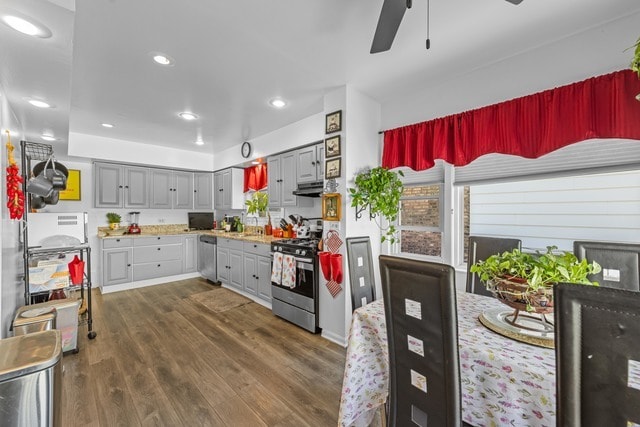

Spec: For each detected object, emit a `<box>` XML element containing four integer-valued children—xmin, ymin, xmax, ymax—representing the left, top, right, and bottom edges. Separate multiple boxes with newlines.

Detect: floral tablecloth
<box><xmin>338</xmin><ymin>292</ymin><xmax>557</xmax><ymax>427</ymax></box>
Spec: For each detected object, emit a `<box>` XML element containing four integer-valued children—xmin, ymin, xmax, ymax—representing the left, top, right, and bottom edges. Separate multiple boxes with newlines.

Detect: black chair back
<box><xmin>555</xmin><ymin>283</ymin><xmax>640</xmax><ymax>427</ymax></box>
<box><xmin>346</xmin><ymin>236</ymin><xmax>376</xmax><ymax>311</ymax></box>
<box><xmin>380</xmin><ymin>255</ymin><xmax>461</xmax><ymax>427</ymax></box>
<box><xmin>573</xmin><ymin>241</ymin><xmax>640</xmax><ymax>291</ymax></box>
<box><xmin>466</xmin><ymin>236</ymin><xmax>521</xmax><ymax>297</ymax></box>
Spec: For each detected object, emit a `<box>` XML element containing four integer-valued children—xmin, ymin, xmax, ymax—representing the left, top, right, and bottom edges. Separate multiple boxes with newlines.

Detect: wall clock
<box><xmin>241</xmin><ymin>141</ymin><xmax>252</xmax><ymax>158</ymax></box>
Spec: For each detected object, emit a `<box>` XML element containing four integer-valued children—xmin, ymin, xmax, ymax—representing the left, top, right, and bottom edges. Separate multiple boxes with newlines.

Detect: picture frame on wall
<box><xmin>325</xmin><ymin>135</ymin><xmax>341</xmax><ymax>158</ymax></box>
<box><xmin>59</xmin><ymin>169</ymin><xmax>81</xmax><ymax>201</ymax></box>
<box><xmin>325</xmin><ymin>110</ymin><xmax>342</xmax><ymax>134</ymax></box>
<box><xmin>325</xmin><ymin>157</ymin><xmax>341</xmax><ymax>179</ymax></box>
<box><xmin>322</xmin><ymin>193</ymin><xmax>341</xmax><ymax>221</ymax></box>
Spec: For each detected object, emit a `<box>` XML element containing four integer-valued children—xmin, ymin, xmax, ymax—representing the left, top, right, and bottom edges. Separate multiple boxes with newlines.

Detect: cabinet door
<box><xmin>174</xmin><ymin>171</ymin><xmax>194</xmax><ymax>209</ymax></box>
<box><xmin>150</xmin><ymin>169</ymin><xmax>172</xmax><ymax>209</ymax></box>
<box><xmin>267</xmin><ymin>156</ymin><xmax>281</xmax><ymax>207</ymax></box>
<box><xmin>229</xmin><ymin>249</ymin><xmax>243</xmax><ymax>290</ymax></box>
<box><xmin>256</xmin><ymin>255</ymin><xmax>272</xmax><ymax>302</ymax></box>
<box><xmin>214</xmin><ymin>172</ymin><xmax>224</xmax><ymax>209</ymax></box>
<box><xmin>243</xmin><ymin>253</ymin><xmax>258</xmax><ymax>295</ymax></box>
<box><xmin>102</xmin><ymin>247</ymin><xmax>132</xmax><ymax>286</ymax></box>
<box><xmin>183</xmin><ymin>235</ymin><xmax>198</xmax><ymax>273</ymax></box>
<box><xmin>194</xmin><ymin>173</ymin><xmax>213</xmax><ymax>210</ymax></box>
<box><xmin>296</xmin><ymin>146</ymin><xmax>318</xmax><ymax>183</ymax></box>
<box><xmin>281</xmin><ymin>151</ymin><xmax>298</xmax><ymax>207</ymax></box>
<box><xmin>124</xmin><ymin>166</ymin><xmax>149</xmax><ymax>208</ymax></box>
<box><xmin>94</xmin><ymin>163</ymin><xmax>123</xmax><ymax>208</ymax></box>
<box><xmin>222</xmin><ymin>169</ymin><xmax>232</xmax><ymax>209</ymax></box>
<box><xmin>216</xmin><ymin>247</ymin><xmax>229</xmax><ymax>284</ymax></box>
<box><xmin>317</xmin><ymin>143</ymin><xmax>325</xmax><ymax>181</ymax></box>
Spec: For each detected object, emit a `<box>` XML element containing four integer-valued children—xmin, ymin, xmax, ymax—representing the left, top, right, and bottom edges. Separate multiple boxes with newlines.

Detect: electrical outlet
<box><xmin>327</xmin><ymin>222</ymin><xmax>340</xmax><ymax>232</ymax></box>
<box><xmin>158</xmin><ymin>218</ymin><xmax>165</xmax><ymax>223</ymax></box>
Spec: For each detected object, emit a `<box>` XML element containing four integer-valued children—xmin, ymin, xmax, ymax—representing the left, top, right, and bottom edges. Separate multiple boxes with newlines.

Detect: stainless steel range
<box><xmin>271</xmin><ymin>238</ymin><xmax>320</xmax><ymax>333</ymax></box>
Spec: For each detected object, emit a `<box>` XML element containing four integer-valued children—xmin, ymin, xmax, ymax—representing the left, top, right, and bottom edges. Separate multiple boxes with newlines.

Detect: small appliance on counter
<box><xmin>127</xmin><ymin>211</ymin><xmax>141</xmax><ymax>234</ymax></box>
<box><xmin>188</xmin><ymin>212</ymin><xmax>214</xmax><ymax>230</ymax></box>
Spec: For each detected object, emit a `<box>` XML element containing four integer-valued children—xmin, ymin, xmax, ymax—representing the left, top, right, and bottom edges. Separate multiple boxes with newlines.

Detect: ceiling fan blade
<box><xmin>370</xmin><ymin>0</ymin><xmax>410</xmax><ymax>54</ymax></box>
<box><xmin>504</xmin><ymin>0</ymin><xmax>524</xmax><ymax>4</ymax></box>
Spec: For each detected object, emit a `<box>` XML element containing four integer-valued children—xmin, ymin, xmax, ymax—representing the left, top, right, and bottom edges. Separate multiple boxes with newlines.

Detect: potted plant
<box><xmin>106</xmin><ymin>212</ymin><xmax>122</xmax><ymax>230</ymax></box>
<box><xmin>630</xmin><ymin>36</ymin><xmax>640</xmax><ymax>79</ymax></box>
<box><xmin>470</xmin><ymin>246</ymin><xmax>601</xmax><ymax>313</ymax></box>
<box><xmin>245</xmin><ymin>191</ymin><xmax>272</xmax><ymax>234</ymax></box>
<box><xmin>349</xmin><ymin>167</ymin><xmax>404</xmax><ymax>244</ymax></box>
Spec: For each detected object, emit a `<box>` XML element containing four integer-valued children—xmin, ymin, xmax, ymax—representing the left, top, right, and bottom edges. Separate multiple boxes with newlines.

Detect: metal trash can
<box><xmin>13</xmin><ymin>305</ymin><xmax>57</xmax><ymax>336</ymax></box>
<box><xmin>14</xmin><ymin>299</ymin><xmax>81</xmax><ymax>353</ymax></box>
<box><xmin>0</xmin><ymin>330</ymin><xmax>63</xmax><ymax>426</ymax></box>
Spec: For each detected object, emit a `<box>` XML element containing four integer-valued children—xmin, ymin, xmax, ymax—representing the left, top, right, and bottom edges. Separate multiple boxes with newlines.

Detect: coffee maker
<box><xmin>127</xmin><ymin>211</ymin><xmax>141</xmax><ymax>234</ymax></box>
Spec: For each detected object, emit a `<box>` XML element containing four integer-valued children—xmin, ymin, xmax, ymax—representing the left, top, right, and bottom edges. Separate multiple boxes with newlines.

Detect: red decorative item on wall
<box><xmin>5</xmin><ymin>131</ymin><xmax>24</xmax><ymax>220</ymax></box>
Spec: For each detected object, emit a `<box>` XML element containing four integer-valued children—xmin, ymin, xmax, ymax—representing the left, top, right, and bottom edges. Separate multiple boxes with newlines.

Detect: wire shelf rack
<box><xmin>21</xmin><ymin>140</ymin><xmax>53</xmax><ymax>162</ymax></box>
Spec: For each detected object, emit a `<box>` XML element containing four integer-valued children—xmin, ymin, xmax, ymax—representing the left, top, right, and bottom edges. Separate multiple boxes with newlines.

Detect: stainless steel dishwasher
<box><xmin>198</xmin><ymin>235</ymin><xmax>218</xmax><ymax>282</ymax></box>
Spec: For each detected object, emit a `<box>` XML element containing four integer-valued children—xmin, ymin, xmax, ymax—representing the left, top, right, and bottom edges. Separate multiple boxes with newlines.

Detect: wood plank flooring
<box><xmin>62</xmin><ymin>278</ymin><xmax>346</xmax><ymax>426</ymax></box>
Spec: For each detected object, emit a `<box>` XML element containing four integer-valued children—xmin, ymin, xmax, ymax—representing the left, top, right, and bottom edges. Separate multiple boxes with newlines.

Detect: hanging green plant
<box><xmin>349</xmin><ymin>167</ymin><xmax>404</xmax><ymax>244</ymax></box>
<box><xmin>631</xmin><ymin>36</ymin><xmax>640</xmax><ymax>78</ymax></box>
<box><xmin>245</xmin><ymin>191</ymin><xmax>269</xmax><ymax>215</ymax></box>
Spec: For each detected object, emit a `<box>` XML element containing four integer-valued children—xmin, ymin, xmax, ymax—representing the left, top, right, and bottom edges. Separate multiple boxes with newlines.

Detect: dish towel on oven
<box><xmin>271</xmin><ymin>252</ymin><xmax>283</xmax><ymax>285</ymax></box>
<box><xmin>282</xmin><ymin>254</ymin><xmax>297</xmax><ymax>289</ymax></box>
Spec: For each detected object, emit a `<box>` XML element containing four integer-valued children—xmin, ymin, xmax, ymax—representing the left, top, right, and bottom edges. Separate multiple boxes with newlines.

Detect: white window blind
<box><xmin>394</xmin><ymin>160</ymin><xmax>445</xmax><ymax>185</ymax></box>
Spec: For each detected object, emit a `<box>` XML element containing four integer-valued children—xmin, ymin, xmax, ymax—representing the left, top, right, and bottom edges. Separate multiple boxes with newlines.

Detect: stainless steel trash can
<box><xmin>13</xmin><ymin>305</ymin><xmax>57</xmax><ymax>336</ymax></box>
<box><xmin>0</xmin><ymin>330</ymin><xmax>63</xmax><ymax>426</ymax></box>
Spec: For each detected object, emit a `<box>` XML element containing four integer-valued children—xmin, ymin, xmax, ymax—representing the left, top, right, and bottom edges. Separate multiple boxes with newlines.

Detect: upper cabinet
<box><xmin>214</xmin><ymin>168</ymin><xmax>244</xmax><ymax>210</ymax></box>
<box><xmin>268</xmin><ymin>151</ymin><xmax>312</xmax><ymax>208</ymax></box>
<box><xmin>296</xmin><ymin>142</ymin><xmax>324</xmax><ymax>183</ymax></box>
<box><xmin>150</xmin><ymin>170</ymin><xmax>194</xmax><ymax>209</ymax></box>
<box><xmin>194</xmin><ymin>172</ymin><xmax>213</xmax><ymax>210</ymax></box>
<box><xmin>94</xmin><ymin>163</ymin><xmax>149</xmax><ymax>208</ymax></box>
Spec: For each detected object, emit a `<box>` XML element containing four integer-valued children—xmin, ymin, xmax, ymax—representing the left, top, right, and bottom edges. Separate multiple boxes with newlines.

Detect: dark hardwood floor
<box><xmin>62</xmin><ymin>278</ymin><xmax>346</xmax><ymax>426</ymax></box>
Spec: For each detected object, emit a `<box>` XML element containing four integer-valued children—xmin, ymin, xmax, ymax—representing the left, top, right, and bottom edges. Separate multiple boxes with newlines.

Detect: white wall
<box><xmin>68</xmin><ymin>132</ymin><xmax>214</xmax><ymax>171</ymax></box>
<box><xmin>0</xmin><ymin>86</ymin><xmax>25</xmax><ymax>337</ymax></box>
<box><xmin>469</xmin><ymin>170</ymin><xmax>640</xmax><ymax>252</ymax></box>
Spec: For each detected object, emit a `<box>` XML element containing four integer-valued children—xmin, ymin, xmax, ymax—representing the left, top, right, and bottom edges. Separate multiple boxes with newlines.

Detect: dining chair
<box><xmin>554</xmin><ymin>283</ymin><xmax>640</xmax><ymax>427</ymax></box>
<box><xmin>573</xmin><ymin>240</ymin><xmax>640</xmax><ymax>291</ymax></box>
<box><xmin>346</xmin><ymin>236</ymin><xmax>376</xmax><ymax>311</ymax></box>
<box><xmin>466</xmin><ymin>235</ymin><xmax>521</xmax><ymax>297</ymax></box>
<box><xmin>379</xmin><ymin>255</ymin><xmax>461</xmax><ymax>427</ymax></box>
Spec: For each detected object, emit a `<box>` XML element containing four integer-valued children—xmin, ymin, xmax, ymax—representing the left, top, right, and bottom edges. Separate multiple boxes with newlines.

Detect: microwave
<box><xmin>188</xmin><ymin>212</ymin><xmax>214</xmax><ymax>230</ymax></box>
<box><xmin>27</xmin><ymin>212</ymin><xmax>88</xmax><ymax>247</ymax></box>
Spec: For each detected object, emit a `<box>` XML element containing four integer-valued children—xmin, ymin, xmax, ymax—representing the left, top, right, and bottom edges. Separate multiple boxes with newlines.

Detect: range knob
<box><xmin>300</xmin><ymin>250</ymin><xmax>307</xmax><ymax>257</ymax></box>
<box><xmin>295</xmin><ymin>249</ymin><xmax>301</xmax><ymax>255</ymax></box>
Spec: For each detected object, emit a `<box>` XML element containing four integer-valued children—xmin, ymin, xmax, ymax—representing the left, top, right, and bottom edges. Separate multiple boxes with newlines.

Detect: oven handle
<box><xmin>271</xmin><ymin>253</ymin><xmax>314</xmax><ymax>266</ymax></box>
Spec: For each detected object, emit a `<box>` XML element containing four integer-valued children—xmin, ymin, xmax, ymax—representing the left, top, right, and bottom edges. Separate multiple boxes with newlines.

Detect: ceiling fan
<box><xmin>370</xmin><ymin>0</ymin><xmax>524</xmax><ymax>54</ymax></box>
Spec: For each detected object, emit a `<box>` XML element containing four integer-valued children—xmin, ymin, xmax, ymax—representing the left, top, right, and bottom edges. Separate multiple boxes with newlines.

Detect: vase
<box><xmin>109</xmin><ymin>222</ymin><xmax>119</xmax><ymax>230</ymax></box>
<box><xmin>488</xmin><ymin>276</ymin><xmax>554</xmax><ymax>314</ymax></box>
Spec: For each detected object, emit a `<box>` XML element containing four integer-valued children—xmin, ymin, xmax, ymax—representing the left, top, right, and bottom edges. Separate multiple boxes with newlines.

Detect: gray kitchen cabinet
<box><xmin>296</xmin><ymin>143</ymin><xmax>324</xmax><ymax>183</ymax></box>
<box><xmin>229</xmin><ymin>249</ymin><xmax>243</xmax><ymax>290</ymax></box>
<box><xmin>256</xmin><ymin>256</ymin><xmax>272</xmax><ymax>302</ymax></box>
<box><xmin>132</xmin><ymin>236</ymin><xmax>183</xmax><ymax>281</ymax></box>
<box><xmin>216</xmin><ymin>247</ymin><xmax>230</xmax><ymax>284</ymax></box>
<box><xmin>94</xmin><ymin>163</ymin><xmax>149</xmax><ymax>208</ymax></box>
<box><xmin>102</xmin><ymin>247</ymin><xmax>132</xmax><ymax>287</ymax></box>
<box><xmin>194</xmin><ymin>172</ymin><xmax>213</xmax><ymax>210</ymax></box>
<box><xmin>242</xmin><ymin>253</ymin><xmax>258</xmax><ymax>295</ymax></box>
<box><xmin>268</xmin><ymin>152</ymin><xmax>312</xmax><ymax>208</ymax></box>
<box><xmin>150</xmin><ymin>169</ymin><xmax>194</xmax><ymax>209</ymax></box>
<box><xmin>214</xmin><ymin>168</ymin><xmax>243</xmax><ymax>210</ymax></box>
<box><xmin>183</xmin><ymin>235</ymin><xmax>198</xmax><ymax>273</ymax></box>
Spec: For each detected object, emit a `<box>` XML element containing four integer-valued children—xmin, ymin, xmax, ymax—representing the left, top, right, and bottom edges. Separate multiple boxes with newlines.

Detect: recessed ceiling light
<box><xmin>195</xmin><ymin>139</ymin><xmax>204</xmax><ymax>146</ymax></box>
<box><xmin>152</xmin><ymin>53</ymin><xmax>174</xmax><ymax>66</ymax></box>
<box><xmin>2</xmin><ymin>15</ymin><xmax>52</xmax><ymax>38</ymax></box>
<box><xmin>101</xmin><ymin>123</ymin><xmax>114</xmax><ymax>128</ymax></box>
<box><xmin>269</xmin><ymin>98</ymin><xmax>287</xmax><ymax>108</ymax></box>
<box><xmin>27</xmin><ymin>99</ymin><xmax>52</xmax><ymax>108</ymax></box>
<box><xmin>251</xmin><ymin>161</ymin><xmax>260</xmax><ymax>165</ymax></box>
<box><xmin>41</xmin><ymin>134</ymin><xmax>56</xmax><ymax>141</ymax></box>
<box><xmin>179</xmin><ymin>112</ymin><xmax>198</xmax><ymax>121</ymax></box>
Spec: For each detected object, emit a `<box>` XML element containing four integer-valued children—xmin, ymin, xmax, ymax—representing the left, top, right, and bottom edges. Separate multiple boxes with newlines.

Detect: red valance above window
<box><xmin>382</xmin><ymin>70</ymin><xmax>640</xmax><ymax>171</ymax></box>
<box><xmin>244</xmin><ymin>164</ymin><xmax>268</xmax><ymax>193</ymax></box>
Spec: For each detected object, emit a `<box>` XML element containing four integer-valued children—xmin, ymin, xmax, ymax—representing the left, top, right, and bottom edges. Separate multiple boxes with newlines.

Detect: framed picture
<box><xmin>325</xmin><ymin>157</ymin><xmax>341</xmax><ymax>179</ymax></box>
<box><xmin>322</xmin><ymin>193</ymin><xmax>341</xmax><ymax>221</ymax></box>
<box><xmin>325</xmin><ymin>135</ymin><xmax>341</xmax><ymax>158</ymax></box>
<box><xmin>59</xmin><ymin>169</ymin><xmax>81</xmax><ymax>201</ymax></box>
<box><xmin>325</xmin><ymin>110</ymin><xmax>342</xmax><ymax>134</ymax></box>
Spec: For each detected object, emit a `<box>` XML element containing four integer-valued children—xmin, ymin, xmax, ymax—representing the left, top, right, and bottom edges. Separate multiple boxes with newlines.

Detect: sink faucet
<box><xmin>249</xmin><ymin>216</ymin><xmax>260</xmax><ymax>234</ymax></box>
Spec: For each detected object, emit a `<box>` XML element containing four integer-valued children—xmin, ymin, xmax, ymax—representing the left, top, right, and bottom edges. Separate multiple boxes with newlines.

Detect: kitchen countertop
<box><xmin>98</xmin><ymin>226</ymin><xmax>279</xmax><ymax>245</ymax></box>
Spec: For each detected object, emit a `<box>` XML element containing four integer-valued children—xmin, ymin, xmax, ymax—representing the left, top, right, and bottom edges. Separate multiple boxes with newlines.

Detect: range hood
<box><xmin>292</xmin><ymin>181</ymin><xmax>324</xmax><ymax>197</ymax></box>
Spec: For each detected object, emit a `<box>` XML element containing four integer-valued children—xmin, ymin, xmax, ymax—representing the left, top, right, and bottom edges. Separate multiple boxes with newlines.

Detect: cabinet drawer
<box><xmin>133</xmin><ymin>235</ymin><xmax>182</xmax><ymax>246</ymax></box>
<box><xmin>102</xmin><ymin>238</ymin><xmax>133</xmax><ymax>249</ymax></box>
<box><xmin>243</xmin><ymin>241</ymin><xmax>271</xmax><ymax>257</ymax></box>
<box><xmin>217</xmin><ymin>237</ymin><xmax>243</xmax><ymax>251</ymax></box>
<box><xmin>134</xmin><ymin>244</ymin><xmax>182</xmax><ymax>263</ymax></box>
<box><xmin>133</xmin><ymin>260</ymin><xmax>182</xmax><ymax>281</ymax></box>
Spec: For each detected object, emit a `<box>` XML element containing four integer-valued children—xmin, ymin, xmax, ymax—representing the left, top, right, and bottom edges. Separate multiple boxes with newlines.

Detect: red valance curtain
<box><xmin>243</xmin><ymin>164</ymin><xmax>268</xmax><ymax>192</ymax></box>
<box><xmin>382</xmin><ymin>70</ymin><xmax>640</xmax><ymax>171</ymax></box>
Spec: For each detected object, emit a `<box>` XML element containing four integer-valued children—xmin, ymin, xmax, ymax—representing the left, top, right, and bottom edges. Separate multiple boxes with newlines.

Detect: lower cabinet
<box><xmin>102</xmin><ymin>247</ymin><xmax>133</xmax><ymax>286</ymax></box>
<box><xmin>229</xmin><ymin>249</ymin><xmax>243</xmax><ymax>290</ymax></box>
<box><xmin>183</xmin><ymin>234</ymin><xmax>198</xmax><ymax>273</ymax></box>
<box><xmin>243</xmin><ymin>242</ymin><xmax>272</xmax><ymax>302</ymax></box>
<box><xmin>256</xmin><ymin>256</ymin><xmax>272</xmax><ymax>302</ymax></box>
<box><xmin>216</xmin><ymin>247</ymin><xmax>230</xmax><ymax>284</ymax></box>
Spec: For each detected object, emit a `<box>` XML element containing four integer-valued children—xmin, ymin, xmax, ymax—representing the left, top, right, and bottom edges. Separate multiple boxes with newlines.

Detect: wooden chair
<box><xmin>466</xmin><ymin>236</ymin><xmax>521</xmax><ymax>297</ymax></box>
<box><xmin>573</xmin><ymin>241</ymin><xmax>640</xmax><ymax>291</ymax></box>
<box><xmin>555</xmin><ymin>283</ymin><xmax>640</xmax><ymax>426</ymax></box>
<box><xmin>379</xmin><ymin>255</ymin><xmax>461</xmax><ymax>427</ymax></box>
<box><xmin>346</xmin><ymin>236</ymin><xmax>376</xmax><ymax>311</ymax></box>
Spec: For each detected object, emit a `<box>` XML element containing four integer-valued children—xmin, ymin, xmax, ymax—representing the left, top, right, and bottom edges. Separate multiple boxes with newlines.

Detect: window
<box><xmin>398</xmin><ymin>184</ymin><xmax>443</xmax><ymax>258</ymax></box>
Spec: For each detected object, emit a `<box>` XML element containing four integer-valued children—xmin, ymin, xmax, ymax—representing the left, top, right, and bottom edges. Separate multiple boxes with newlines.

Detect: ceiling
<box><xmin>1</xmin><ymin>0</ymin><xmax>639</xmax><ymax>157</ymax></box>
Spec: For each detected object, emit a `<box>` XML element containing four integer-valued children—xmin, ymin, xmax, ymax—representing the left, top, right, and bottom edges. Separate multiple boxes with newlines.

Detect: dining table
<box><xmin>338</xmin><ymin>291</ymin><xmax>557</xmax><ymax>427</ymax></box>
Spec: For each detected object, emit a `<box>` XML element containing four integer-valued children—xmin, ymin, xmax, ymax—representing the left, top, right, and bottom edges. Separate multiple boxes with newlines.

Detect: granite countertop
<box><xmin>98</xmin><ymin>224</ymin><xmax>279</xmax><ymax>244</ymax></box>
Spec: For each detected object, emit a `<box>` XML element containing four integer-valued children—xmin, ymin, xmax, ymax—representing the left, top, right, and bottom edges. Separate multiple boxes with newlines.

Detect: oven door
<box><xmin>271</xmin><ymin>255</ymin><xmax>315</xmax><ymax>299</ymax></box>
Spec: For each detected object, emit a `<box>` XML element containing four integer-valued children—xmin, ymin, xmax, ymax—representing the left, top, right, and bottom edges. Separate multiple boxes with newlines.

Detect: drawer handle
<box><xmin>116</xmin><ymin>239</ymin><xmax>120</xmax><ymax>242</ymax></box>
<box><xmin>157</xmin><ymin>237</ymin><xmax>161</xmax><ymax>240</ymax></box>
<box><xmin>255</xmin><ymin>276</ymin><xmax>259</xmax><ymax>280</ymax></box>
<box><xmin>127</xmin><ymin>264</ymin><xmax>131</xmax><ymax>267</ymax></box>
<box><xmin>157</xmin><ymin>264</ymin><xmax>161</xmax><ymax>267</ymax></box>
<box><xmin>157</xmin><ymin>248</ymin><xmax>161</xmax><ymax>250</ymax></box>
